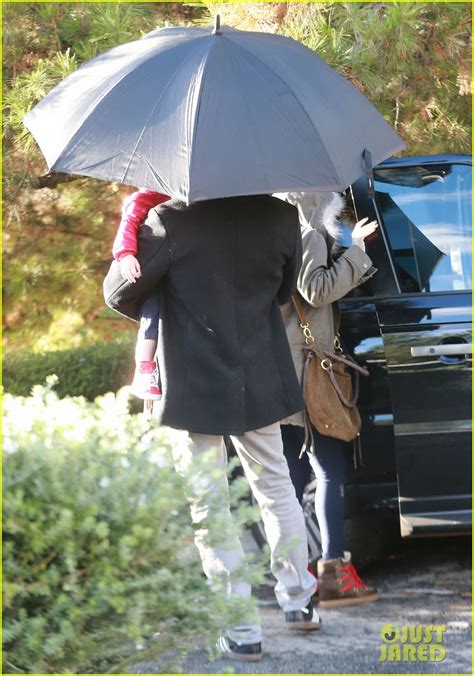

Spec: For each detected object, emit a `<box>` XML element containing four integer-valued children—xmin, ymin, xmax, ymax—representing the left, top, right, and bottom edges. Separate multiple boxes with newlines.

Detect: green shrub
<box><xmin>2</xmin><ymin>384</ymin><xmax>262</xmax><ymax>673</ymax></box>
<box><xmin>2</xmin><ymin>340</ymin><xmax>135</xmax><ymax>400</ymax></box>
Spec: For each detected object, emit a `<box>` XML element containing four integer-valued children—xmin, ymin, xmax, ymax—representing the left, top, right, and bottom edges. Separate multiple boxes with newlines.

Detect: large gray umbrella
<box><xmin>24</xmin><ymin>20</ymin><xmax>405</xmax><ymax>202</ymax></box>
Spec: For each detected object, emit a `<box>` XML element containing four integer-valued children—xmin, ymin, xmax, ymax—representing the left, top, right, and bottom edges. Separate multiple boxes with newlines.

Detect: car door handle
<box><xmin>410</xmin><ymin>344</ymin><xmax>472</xmax><ymax>357</ymax></box>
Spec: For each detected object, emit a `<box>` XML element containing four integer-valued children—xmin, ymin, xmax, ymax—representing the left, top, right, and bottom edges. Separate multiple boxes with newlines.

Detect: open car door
<box><xmin>355</xmin><ymin>157</ymin><xmax>472</xmax><ymax>537</ymax></box>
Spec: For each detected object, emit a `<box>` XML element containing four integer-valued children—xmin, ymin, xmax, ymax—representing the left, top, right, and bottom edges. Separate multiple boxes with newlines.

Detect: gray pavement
<box><xmin>127</xmin><ymin>535</ymin><xmax>471</xmax><ymax>674</ymax></box>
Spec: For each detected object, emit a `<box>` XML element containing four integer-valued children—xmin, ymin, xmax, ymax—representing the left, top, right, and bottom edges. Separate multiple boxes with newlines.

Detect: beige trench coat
<box><xmin>280</xmin><ymin>225</ymin><xmax>375</xmax><ymax>427</ymax></box>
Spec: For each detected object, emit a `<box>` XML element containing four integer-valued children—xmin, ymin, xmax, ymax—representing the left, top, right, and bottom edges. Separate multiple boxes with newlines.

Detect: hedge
<box><xmin>2</xmin><ymin>385</ymin><xmax>263</xmax><ymax>673</ymax></box>
<box><xmin>2</xmin><ymin>340</ymin><xmax>136</xmax><ymax>400</ymax></box>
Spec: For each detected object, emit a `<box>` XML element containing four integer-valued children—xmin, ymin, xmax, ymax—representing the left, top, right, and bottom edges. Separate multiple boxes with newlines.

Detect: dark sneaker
<box><xmin>317</xmin><ymin>551</ymin><xmax>379</xmax><ymax>608</ymax></box>
<box><xmin>285</xmin><ymin>600</ymin><xmax>321</xmax><ymax>630</ymax></box>
<box><xmin>216</xmin><ymin>636</ymin><xmax>263</xmax><ymax>662</ymax></box>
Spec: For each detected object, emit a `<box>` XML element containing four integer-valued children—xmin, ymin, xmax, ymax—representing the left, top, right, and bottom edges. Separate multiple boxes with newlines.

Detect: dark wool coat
<box><xmin>103</xmin><ymin>195</ymin><xmax>305</xmax><ymax>435</ymax></box>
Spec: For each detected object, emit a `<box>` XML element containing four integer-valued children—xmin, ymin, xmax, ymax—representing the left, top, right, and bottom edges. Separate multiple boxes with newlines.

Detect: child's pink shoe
<box><xmin>131</xmin><ymin>361</ymin><xmax>162</xmax><ymax>400</ymax></box>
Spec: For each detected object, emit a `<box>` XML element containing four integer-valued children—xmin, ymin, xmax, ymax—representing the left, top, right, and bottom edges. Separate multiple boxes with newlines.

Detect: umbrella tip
<box><xmin>212</xmin><ymin>14</ymin><xmax>221</xmax><ymax>35</ymax></box>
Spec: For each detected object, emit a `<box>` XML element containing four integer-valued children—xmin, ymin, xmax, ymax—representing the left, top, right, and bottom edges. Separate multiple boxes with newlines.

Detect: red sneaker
<box><xmin>131</xmin><ymin>361</ymin><xmax>162</xmax><ymax>400</ymax></box>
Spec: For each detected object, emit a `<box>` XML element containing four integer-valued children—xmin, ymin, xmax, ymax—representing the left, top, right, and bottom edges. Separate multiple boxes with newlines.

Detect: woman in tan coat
<box><xmin>277</xmin><ymin>191</ymin><xmax>380</xmax><ymax>608</ymax></box>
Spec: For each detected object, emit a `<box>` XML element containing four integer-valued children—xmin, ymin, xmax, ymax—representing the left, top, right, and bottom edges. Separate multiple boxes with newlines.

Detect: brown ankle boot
<box><xmin>317</xmin><ymin>552</ymin><xmax>379</xmax><ymax>608</ymax></box>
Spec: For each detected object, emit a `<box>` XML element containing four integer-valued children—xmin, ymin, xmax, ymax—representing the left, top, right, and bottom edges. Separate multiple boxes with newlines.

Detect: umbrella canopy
<box><xmin>24</xmin><ymin>21</ymin><xmax>406</xmax><ymax>202</ymax></box>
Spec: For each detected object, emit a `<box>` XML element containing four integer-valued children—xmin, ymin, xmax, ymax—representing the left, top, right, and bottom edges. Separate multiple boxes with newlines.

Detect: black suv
<box><xmin>253</xmin><ymin>155</ymin><xmax>472</xmax><ymax>561</ymax></box>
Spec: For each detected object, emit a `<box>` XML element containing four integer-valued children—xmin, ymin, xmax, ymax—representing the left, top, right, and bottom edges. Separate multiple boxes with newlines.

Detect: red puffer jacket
<box><xmin>112</xmin><ymin>188</ymin><xmax>169</xmax><ymax>260</ymax></box>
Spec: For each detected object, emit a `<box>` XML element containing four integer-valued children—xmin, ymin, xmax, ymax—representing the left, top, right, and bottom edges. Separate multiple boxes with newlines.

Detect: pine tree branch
<box><xmin>34</xmin><ymin>172</ymin><xmax>82</xmax><ymax>189</ymax></box>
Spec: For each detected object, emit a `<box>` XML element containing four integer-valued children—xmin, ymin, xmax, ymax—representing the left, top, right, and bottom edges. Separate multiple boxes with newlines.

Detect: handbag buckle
<box><xmin>321</xmin><ymin>358</ymin><xmax>332</xmax><ymax>371</ymax></box>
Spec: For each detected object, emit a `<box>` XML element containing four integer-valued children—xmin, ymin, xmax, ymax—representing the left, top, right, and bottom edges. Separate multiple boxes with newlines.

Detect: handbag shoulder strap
<box><xmin>291</xmin><ymin>294</ymin><xmax>316</xmax><ymax>347</ymax></box>
<box><xmin>292</xmin><ymin>293</ymin><xmax>340</xmax><ymax>349</ymax></box>
<box><xmin>291</xmin><ymin>294</ymin><xmax>309</xmax><ymax>329</ymax></box>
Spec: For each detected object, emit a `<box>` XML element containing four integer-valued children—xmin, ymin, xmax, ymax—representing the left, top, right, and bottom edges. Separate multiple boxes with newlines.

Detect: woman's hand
<box><xmin>352</xmin><ymin>217</ymin><xmax>378</xmax><ymax>241</ymax></box>
<box><xmin>351</xmin><ymin>217</ymin><xmax>378</xmax><ymax>249</ymax></box>
<box><xmin>119</xmin><ymin>254</ymin><xmax>141</xmax><ymax>283</ymax></box>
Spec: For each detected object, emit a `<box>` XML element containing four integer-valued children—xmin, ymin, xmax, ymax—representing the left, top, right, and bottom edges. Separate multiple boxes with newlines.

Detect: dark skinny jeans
<box><xmin>281</xmin><ymin>424</ymin><xmax>349</xmax><ymax>560</ymax></box>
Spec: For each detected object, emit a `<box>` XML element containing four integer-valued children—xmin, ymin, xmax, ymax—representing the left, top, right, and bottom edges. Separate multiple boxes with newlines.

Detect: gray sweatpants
<box><xmin>171</xmin><ymin>422</ymin><xmax>317</xmax><ymax>645</ymax></box>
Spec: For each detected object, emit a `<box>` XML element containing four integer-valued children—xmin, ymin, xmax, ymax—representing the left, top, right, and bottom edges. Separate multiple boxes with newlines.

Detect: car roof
<box><xmin>377</xmin><ymin>154</ymin><xmax>471</xmax><ymax>168</ymax></box>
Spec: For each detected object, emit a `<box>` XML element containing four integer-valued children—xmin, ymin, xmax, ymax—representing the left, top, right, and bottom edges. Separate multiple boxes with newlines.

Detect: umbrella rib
<box><xmin>229</xmin><ymin>47</ymin><xmax>269</xmax><ymax>193</ymax></box>
<box><xmin>186</xmin><ymin>38</ymin><xmax>217</xmax><ymax>198</ymax></box>
<box><xmin>141</xmin><ymin>156</ymin><xmax>176</xmax><ymax>198</ymax></box>
<box><xmin>225</xmin><ymin>37</ymin><xmax>343</xmax><ymax>188</ymax></box>
<box><xmin>120</xmin><ymin>44</ymin><xmax>209</xmax><ymax>186</ymax></box>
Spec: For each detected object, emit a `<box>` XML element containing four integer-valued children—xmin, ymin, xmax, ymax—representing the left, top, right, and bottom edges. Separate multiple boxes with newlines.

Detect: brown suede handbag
<box><xmin>292</xmin><ymin>295</ymin><xmax>369</xmax><ymax>445</ymax></box>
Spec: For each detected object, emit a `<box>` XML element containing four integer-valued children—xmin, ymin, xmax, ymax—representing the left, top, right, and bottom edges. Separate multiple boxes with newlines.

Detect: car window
<box><xmin>373</xmin><ymin>163</ymin><xmax>472</xmax><ymax>293</ymax></box>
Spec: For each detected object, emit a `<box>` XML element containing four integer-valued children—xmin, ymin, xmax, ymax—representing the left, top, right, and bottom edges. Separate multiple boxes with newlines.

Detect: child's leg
<box><xmin>135</xmin><ymin>338</ymin><xmax>157</xmax><ymax>363</ymax></box>
<box><xmin>131</xmin><ymin>292</ymin><xmax>161</xmax><ymax>400</ymax></box>
<box><xmin>136</xmin><ymin>293</ymin><xmax>160</xmax><ymax>364</ymax></box>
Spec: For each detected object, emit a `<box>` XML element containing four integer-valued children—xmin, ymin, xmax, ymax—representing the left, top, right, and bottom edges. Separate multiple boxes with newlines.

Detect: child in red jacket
<box><xmin>113</xmin><ymin>188</ymin><xmax>169</xmax><ymax>400</ymax></box>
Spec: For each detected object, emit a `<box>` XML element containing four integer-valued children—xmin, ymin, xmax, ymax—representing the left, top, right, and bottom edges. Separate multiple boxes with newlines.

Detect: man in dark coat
<box><xmin>104</xmin><ymin>195</ymin><xmax>319</xmax><ymax>659</ymax></box>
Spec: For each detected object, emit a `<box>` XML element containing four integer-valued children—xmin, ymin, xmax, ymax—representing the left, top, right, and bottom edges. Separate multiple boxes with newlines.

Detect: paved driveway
<box><xmin>129</xmin><ymin>535</ymin><xmax>471</xmax><ymax>674</ymax></box>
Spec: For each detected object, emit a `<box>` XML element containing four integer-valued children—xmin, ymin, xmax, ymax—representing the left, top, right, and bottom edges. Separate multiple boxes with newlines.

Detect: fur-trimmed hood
<box><xmin>274</xmin><ymin>191</ymin><xmax>345</xmax><ymax>243</ymax></box>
